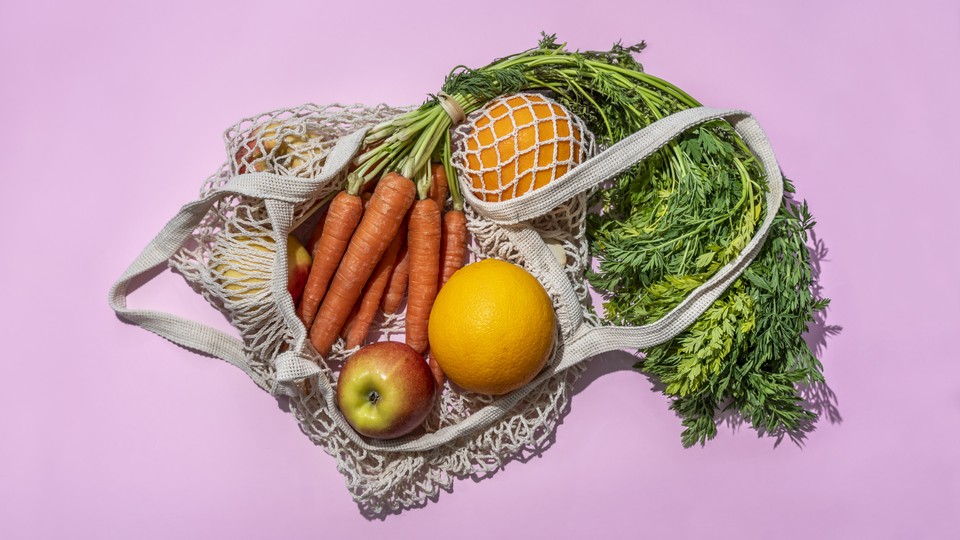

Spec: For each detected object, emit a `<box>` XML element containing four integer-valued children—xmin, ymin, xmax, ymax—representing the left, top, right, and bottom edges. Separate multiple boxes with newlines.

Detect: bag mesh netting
<box><xmin>167</xmin><ymin>97</ymin><xmax>599</xmax><ymax>514</ymax></box>
<box><xmin>458</xmin><ymin>92</ymin><xmax>589</xmax><ymax>204</ymax></box>
<box><xmin>111</xmin><ymin>95</ymin><xmax>784</xmax><ymax>515</ymax></box>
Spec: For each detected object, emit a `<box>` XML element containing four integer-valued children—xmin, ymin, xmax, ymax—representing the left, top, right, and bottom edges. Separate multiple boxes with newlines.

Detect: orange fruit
<box><xmin>427</xmin><ymin>259</ymin><xmax>557</xmax><ymax>395</ymax></box>
<box><xmin>461</xmin><ymin>93</ymin><xmax>584</xmax><ymax>202</ymax></box>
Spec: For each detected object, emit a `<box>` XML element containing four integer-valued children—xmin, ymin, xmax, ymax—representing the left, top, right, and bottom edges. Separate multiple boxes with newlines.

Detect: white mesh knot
<box><xmin>274</xmin><ymin>350</ymin><xmax>321</xmax><ymax>389</ymax></box>
<box><xmin>452</xmin><ymin>93</ymin><xmax>593</xmax><ymax>205</ymax></box>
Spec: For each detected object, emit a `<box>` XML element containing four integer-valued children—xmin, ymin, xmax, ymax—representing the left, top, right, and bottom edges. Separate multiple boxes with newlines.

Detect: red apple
<box><xmin>285</xmin><ymin>235</ymin><xmax>311</xmax><ymax>303</ymax></box>
<box><xmin>336</xmin><ymin>342</ymin><xmax>436</xmax><ymax>439</ymax></box>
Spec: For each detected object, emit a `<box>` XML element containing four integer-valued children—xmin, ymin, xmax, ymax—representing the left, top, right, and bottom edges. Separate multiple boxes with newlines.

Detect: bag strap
<box><xmin>464</xmin><ymin>107</ymin><xmax>762</xmax><ymax>224</ymax></box>
<box><xmin>462</xmin><ymin>107</ymin><xmax>778</xmax><ymax>339</ymax></box>
<box><xmin>107</xmin><ymin>130</ymin><xmax>367</xmax><ymax>391</ymax></box>
<box><xmin>562</xmin><ymin>109</ymin><xmax>784</xmax><ymax>361</ymax></box>
<box><xmin>463</xmin><ymin>106</ymin><xmax>784</xmax><ymax>362</ymax></box>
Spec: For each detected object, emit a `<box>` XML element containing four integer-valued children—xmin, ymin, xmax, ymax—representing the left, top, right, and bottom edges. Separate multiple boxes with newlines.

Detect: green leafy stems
<box><xmin>356</xmin><ymin>34</ymin><xmax>712</xmax><ymax>209</ymax></box>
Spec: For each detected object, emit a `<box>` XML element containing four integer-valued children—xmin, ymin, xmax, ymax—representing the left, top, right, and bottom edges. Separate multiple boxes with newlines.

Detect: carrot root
<box><xmin>340</xmin><ymin>299</ymin><xmax>362</xmax><ymax>339</ymax></box>
<box><xmin>381</xmin><ymin>225</ymin><xmax>411</xmax><ymax>314</ymax></box>
<box><xmin>439</xmin><ymin>209</ymin><xmax>468</xmax><ymax>287</ymax></box>
<box><xmin>405</xmin><ymin>198</ymin><xmax>442</xmax><ymax>354</ymax></box>
<box><xmin>309</xmin><ymin>173</ymin><xmax>416</xmax><ymax>356</ymax></box>
<box><xmin>344</xmin><ymin>231</ymin><xmax>403</xmax><ymax>349</ymax></box>
<box><xmin>296</xmin><ymin>191</ymin><xmax>364</xmax><ymax>328</ymax></box>
<box><xmin>307</xmin><ymin>210</ymin><xmax>327</xmax><ymax>257</ymax></box>
<box><xmin>429</xmin><ymin>163</ymin><xmax>449</xmax><ymax>209</ymax></box>
<box><xmin>427</xmin><ymin>354</ymin><xmax>446</xmax><ymax>388</ymax></box>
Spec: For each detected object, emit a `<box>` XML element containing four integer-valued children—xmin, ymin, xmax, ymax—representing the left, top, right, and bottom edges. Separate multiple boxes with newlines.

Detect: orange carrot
<box><xmin>340</xmin><ymin>299</ymin><xmax>361</xmax><ymax>340</ymax></box>
<box><xmin>405</xmin><ymin>198</ymin><xmax>442</xmax><ymax>354</ymax></box>
<box><xmin>307</xmin><ymin>210</ymin><xmax>327</xmax><ymax>257</ymax></box>
<box><xmin>381</xmin><ymin>232</ymin><xmax>410</xmax><ymax>314</ymax></box>
<box><xmin>296</xmin><ymin>213</ymin><xmax>326</xmax><ymax>315</ymax></box>
<box><xmin>309</xmin><ymin>173</ymin><xmax>416</xmax><ymax>356</ymax></box>
<box><xmin>429</xmin><ymin>163</ymin><xmax>449</xmax><ymax>208</ymax></box>
<box><xmin>338</xmin><ymin>195</ymin><xmax>374</xmax><ymax>339</ymax></box>
<box><xmin>439</xmin><ymin>209</ymin><xmax>468</xmax><ymax>287</ymax></box>
<box><xmin>427</xmin><ymin>354</ymin><xmax>445</xmax><ymax>388</ymax></box>
<box><xmin>344</xmin><ymin>229</ymin><xmax>403</xmax><ymax>349</ymax></box>
<box><xmin>297</xmin><ymin>189</ymin><xmax>364</xmax><ymax>327</ymax></box>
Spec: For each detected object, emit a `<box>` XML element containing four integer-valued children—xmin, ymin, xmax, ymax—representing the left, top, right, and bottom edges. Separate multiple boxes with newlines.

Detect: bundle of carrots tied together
<box><xmin>296</xmin><ymin>163</ymin><xmax>467</xmax><ymax>371</ymax></box>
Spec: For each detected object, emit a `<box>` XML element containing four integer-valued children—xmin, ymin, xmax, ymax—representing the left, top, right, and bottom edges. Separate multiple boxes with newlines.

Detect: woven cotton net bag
<box><xmin>109</xmin><ymin>95</ymin><xmax>785</xmax><ymax>515</ymax></box>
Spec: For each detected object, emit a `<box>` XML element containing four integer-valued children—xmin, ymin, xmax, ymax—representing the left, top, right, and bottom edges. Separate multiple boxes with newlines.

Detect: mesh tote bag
<box><xmin>109</xmin><ymin>99</ymin><xmax>783</xmax><ymax>514</ymax></box>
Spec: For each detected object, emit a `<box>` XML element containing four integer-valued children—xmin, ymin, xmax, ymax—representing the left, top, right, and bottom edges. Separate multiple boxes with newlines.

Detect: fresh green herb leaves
<box><xmin>639</xmin><ymin>188</ymin><xmax>826</xmax><ymax>446</ymax></box>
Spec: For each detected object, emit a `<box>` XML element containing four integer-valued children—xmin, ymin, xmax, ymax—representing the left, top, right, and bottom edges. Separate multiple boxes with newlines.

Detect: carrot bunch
<box><xmin>295</xmin><ymin>161</ymin><xmax>469</xmax><ymax>360</ymax></box>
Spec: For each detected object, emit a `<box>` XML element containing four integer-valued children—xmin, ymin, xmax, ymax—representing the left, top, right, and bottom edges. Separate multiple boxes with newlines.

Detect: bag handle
<box><xmin>561</xmin><ymin>109</ymin><xmax>784</xmax><ymax>361</ymax></box>
<box><xmin>463</xmin><ymin>107</ymin><xmax>783</xmax><ymax>361</ymax></box>
<box><xmin>461</xmin><ymin>107</ymin><xmax>778</xmax><ymax>338</ymax></box>
<box><xmin>107</xmin><ymin>130</ymin><xmax>367</xmax><ymax>391</ymax></box>
<box><xmin>464</xmin><ymin>107</ymin><xmax>763</xmax><ymax>224</ymax></box>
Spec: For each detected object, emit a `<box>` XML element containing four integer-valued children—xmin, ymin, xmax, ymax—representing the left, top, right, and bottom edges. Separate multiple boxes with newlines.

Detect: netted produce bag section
<box><xmin>110</xmin><ymin>37</ymin><xmax>828</xmax><ymax>515</ymax></box>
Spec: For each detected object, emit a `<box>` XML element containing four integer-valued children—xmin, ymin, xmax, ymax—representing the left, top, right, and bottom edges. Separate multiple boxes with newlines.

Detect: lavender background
<box><xmin>2</xmin><ymin>0</ymin><xmax>958</xmax><ymax>538</ymax></box>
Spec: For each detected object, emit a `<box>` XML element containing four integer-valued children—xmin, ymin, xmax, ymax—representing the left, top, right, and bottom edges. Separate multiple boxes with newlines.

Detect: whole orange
<box><xmin>428</xmin><ymin>259</ymin><xmax>557</xmax><ymax>395</ymax></box>
<box><xmin>460</xmin><ymin>93</ymin><xmax>585</xmax><ymax>202</ymax></box>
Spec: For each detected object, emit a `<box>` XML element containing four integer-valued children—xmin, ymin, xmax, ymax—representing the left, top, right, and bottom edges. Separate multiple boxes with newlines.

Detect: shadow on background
<box><xmin>799</xmin><ymin>228</ymin><xmax>844</xmax><ymax>426</ymax></box>
<box><xmin>711</xmin><ymin>225</ymin><xmax>843</xmax><ymax>448</ymax></box>
<box><xmin>572</xmin><ymin>349</ymin><xmax>647</xmax><ymax>395</ymax></box>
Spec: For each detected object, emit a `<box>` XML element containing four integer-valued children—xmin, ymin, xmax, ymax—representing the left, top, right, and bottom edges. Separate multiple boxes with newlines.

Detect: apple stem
<box><xmin>368</xmin><ymin>391</ymin><xmax>381</xmax><ymax>405</ymax></box>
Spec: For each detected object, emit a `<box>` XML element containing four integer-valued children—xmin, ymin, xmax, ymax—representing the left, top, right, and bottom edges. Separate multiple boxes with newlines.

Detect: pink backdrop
<box><xmin>3</xmin><ymin>0</ymin><xmax>959</xmax><ymax>537</ymax></box>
